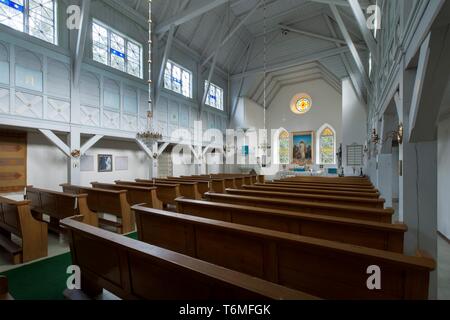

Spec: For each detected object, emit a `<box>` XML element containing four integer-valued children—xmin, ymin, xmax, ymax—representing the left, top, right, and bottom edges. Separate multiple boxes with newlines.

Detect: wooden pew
<box><xmin>61</xmin><ymin>217</ymin><xmax>316</xmax><ymax>300</ymax></box>
<box><xmin>210</xmin><ymin>175</ymin><xmax>245</xmax><ymax>188</ymax></box>
<box><xmin>204</xmin><ymin>193</ymin><xmax>394</xmax><ymax>223</ymax></box>
<box><xmin>26</xmin><ymin>187</ymin><xmax>98</xmax><ymax>231</ymax></box>
<box><xmin>185</xmin><ymin>175</ymin><xmax>238</xmax><ymax>190</ymax></box>
<box><xmin>136</xmin><ymin>179</ymin><xmax>202</xmax><ymax>200</ymax></box>
<box><xmin>175</xmin><ymin>198</ymin><xmax>406</xmax><ymax>252</ymax></box>
<box><xmin>115</xmin><ymin>181</ymin><xmax>180</xmax><ymax>206</ymax></box>
<box><xmin>133</xmin><ymin>206</ymin><xmax>435</xmax><ymax>300</ymax></box>
<box><xmin>160</xmin><ymin>178</ymin><xmax>211</xmax><ymax>195</ymax></box>
<box><xmin>90</xmin><ymin>182</ymin><xmax>163</xmax><ymax>209</ymax></box>
<box><xmin>176</xmin><ymin>176</ymin><xmax>226</xmax><ymax>193</ymax></box>
<box><xmin>60</xmin><ymin>184</ymin><xmax>133</xmax><ymax>234</ymax></box>
<box><xmin>225</xmin><ymin>188</ymin><xmax>385</xmax><ymax>209</ymax></box>
<box><xmin>169</xmin><ymin>177</ymin><xmax>226</xmax><ymax>193</ymax></box>
<box><xmin>273</xmin><ymin>180</ymin><xmax>376</xmax><ymax>190</ymax></box>
<box><xmin>282</xmin><ymin>176</ymin><xmax>372</xmax><ymax>186</ymax></box>
<box><xmin>0</xmin><ymin>276</ymin><xmax>13</xmax><ymax>300</ymax></box>
<box><xmin>0</xmin><ymin>196</ymin><xmax>47</xmax><ymax>264</ymax></box>
<box><xmin>264</xmin><ymin>182</ymin><xmax>380</xmax><ymax>194</ymax></box>
<box><xmin>244</xmin><ymin>184</ymin><xmax>380</xmax><ymax>199</ymax></box>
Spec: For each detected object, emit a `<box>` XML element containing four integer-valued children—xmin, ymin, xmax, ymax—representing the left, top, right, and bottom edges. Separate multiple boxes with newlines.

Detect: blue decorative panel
<box><xmin>180</xmin><ymin>105</ymin><xmax>189</xmax><ymax>128</ymax></box>
<box><xmin>124</xmin><ymin>87</ymin><xmax>138</xmax><ymax>115</ymax></box>
<box><xmin>157</xmin><ymin>96</ymin><xmax>168</xmax><ymax>120</ymax></box>
<box><xmin>0</xmin><ymin>61</ymin><xmax>8</xmax><ymax>84</ymax></box>
<box><xmin>169</xmin><ymin>101</ymin><xmax>179</xmax><ymax>125</ymax></box>
<box><xmin>80</xmin><ymin>72</ymin><xmax>100</xmax><ymax>107</ymax></box>
<box><xmin>47</xmin><ymin>59</ymin><xmax>70</xmax><ymax>98</ymax></box>
<box><xmin>15</xmin><ymin>65</ymin><xmax>43</xmax><ymax>92</ymax></box>
<box><xmin>139</xmin><ymin>90</ymin><xmax>148</xmax><ymax>117</ymax></box>
<box><xmin>208</xmin><ymin>113</ymin><xmax>215</xmax><ymax>129</ymax></box>
<box><xmin>103</xmin><ymin>78</ymin><xmax>120</xmax><ymax>110</ymax></box>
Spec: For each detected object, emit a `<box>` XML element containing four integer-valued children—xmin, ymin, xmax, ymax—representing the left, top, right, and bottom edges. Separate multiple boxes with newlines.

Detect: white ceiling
<box><xmin>118</xmin><ymin>0</ymin><xmax>372</xmax><ymax>96</ymax></box>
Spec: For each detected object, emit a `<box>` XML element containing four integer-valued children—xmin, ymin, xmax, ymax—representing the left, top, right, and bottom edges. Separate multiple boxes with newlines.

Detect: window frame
<box><xmin>317</xmin><ymin>125</ymin><xmax>336</xmax><ymax>165</ymax></box>
<box><xmin>0</xmin><ymin>0</ymin><xmax>58</xmax><ymax>45</ymax></box>
<box><xmin>91</xmin><ymin>19</ymin><xmax>143</xmax><ymax>79</ymax></box>
<box><xmin>164</xmin><ymin>59</ymin><xmax>193</xmax><ymax>99</ymax></box>
<box><xmin>204</xmin><ymin>80</ymin><xmax>224</xmax><ymax>111</ymax></box>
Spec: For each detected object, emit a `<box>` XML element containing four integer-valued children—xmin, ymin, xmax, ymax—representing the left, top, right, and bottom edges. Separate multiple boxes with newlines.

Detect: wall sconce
<box><xmin>397</xmin><ymin>123</ymin><xmax>403</xmax><ymax>145</ymax></box>
<box><xmin>71</xmin><ymin>149</ymin><xmax>81</xmax><ymax>158</ymax></box>
<box><xmin>371</xmin><ymin>129</ymin><xmax>380</xmax><ymax>144</ymax></box>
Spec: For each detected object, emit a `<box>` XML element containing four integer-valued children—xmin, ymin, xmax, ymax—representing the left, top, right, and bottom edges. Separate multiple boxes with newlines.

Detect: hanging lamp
<box><xmin>137</xmin><ymin>0</ymin><xmax>163</xmax><ymax>145</ymax></box>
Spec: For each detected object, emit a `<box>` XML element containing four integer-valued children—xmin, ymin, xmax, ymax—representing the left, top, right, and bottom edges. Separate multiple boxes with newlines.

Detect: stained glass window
<box><xmin>279</xmin><ymin>130</ymin><xmax>289</xmax><ymax>164</ymax></box>
<box><xmin>290</xmin><ymin>93</ymin><xmax>312</xmax><ymax>114</ymax></box>
<box><xmin>164</xmin><ymin>60</ymin><xmax>192</xmax><ymax>99</ymax></box>
<box><xmin>205</xmin><ymin>81</ymin><xmax>224</xmax><ymax>111</ymax></box>
<box><xmin>92</xmin><ymin>20</ymin><xmax>143</xmax><ymax>78</ymax></box>
<box><xmin>319</xmin><ymin>127</ymin><xmax>335</xmax><ymax>165</ymax></box>
<box><xmin>0</xmin><ymin>0</ymin><xmax>56</xmax><ymax>44</ymax></box>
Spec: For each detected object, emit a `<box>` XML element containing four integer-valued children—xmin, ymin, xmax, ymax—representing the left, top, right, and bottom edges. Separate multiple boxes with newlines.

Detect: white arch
<box><xmin>273</xmin><ymin>127</ymin><xmax>289</xmax><ymax>165</ymax></box>
<box><xmin>316</xmin><ymin>123</ymin><xmax>337</xmax><ymax>165</ymax></box>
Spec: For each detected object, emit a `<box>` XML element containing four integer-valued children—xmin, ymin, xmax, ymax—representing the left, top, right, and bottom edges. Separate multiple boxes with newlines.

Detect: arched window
<box><xmin>319</xmin><ymin>126</ymin><xmax>336</xmax><ymax>165</ymax></box>
<box><xmin>279</xmin><ymin>130</ymin><xmax>289</xmax><ymax>164</ymax></box>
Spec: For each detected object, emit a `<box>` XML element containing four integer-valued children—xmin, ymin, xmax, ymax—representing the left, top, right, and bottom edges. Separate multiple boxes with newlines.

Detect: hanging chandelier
<box><xmin>137</xmin><ymin>0</ymin><xmax>162</xmax><ymax>145</ymax></box>
<box><xmin>258</xmin><ymin>0</ymin><xmax>269</xmax><ymax>166</ymax></box>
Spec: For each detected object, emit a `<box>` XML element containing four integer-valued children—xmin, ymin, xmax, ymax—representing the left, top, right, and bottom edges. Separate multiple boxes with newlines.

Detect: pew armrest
<box><xmin>416</xmin><ymin>250</ymin><xmax>436</xmax><ymax>268</ymax></box>
<box><xmin>0</xmin><ymin>276</ymin><xmax>13</xmax><ymax>300</ymax></box>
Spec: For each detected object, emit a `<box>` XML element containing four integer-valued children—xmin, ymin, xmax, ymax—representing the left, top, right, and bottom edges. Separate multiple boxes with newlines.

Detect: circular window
<box><xmin>291</xmin><ymin>93</ymin><xmax>312</xmax><ymax>115</ymax></box>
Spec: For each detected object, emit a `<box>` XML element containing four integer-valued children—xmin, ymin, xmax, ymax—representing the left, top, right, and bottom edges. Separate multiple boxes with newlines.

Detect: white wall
<box><xmin>267</xmin><ymin>79</ymin><xmax>342</xmax><ymax>143</ymax></box>
<box><xmin>230</xmin><ymin>97</ymin><xmax>265</xmax><ymax>130</ymax></box>
<box><xmin>26</xmin><ymin>132</ymin><xmax>151</xmax><ymax>191</ymax></box>
<box><xmin>27</xmin><ymin>132</ymin><xmax>68</xmax><ymax>191</ymax></box>
<box><xmin>438</xmin><ymin>117</ymin><xmax>450</xmax><ymax>239</ymax></box>
<box><xmin>342</xmin><ymin>78</ymin><xmax>367</xmax><ymax>174</ymax></box>
<box><xmin>79</xmin><ymin>139</ymin><xmax>151</xmax><ymax>186</ymax></box>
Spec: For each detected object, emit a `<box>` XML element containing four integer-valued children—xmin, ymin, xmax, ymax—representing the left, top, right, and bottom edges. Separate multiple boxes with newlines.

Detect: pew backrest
<box><xmin>90</xmin><ymin>182</ymin><xmax>162</xmax><ymax>209</ymax></box>
<box><xmin>26</xmin><ymin>187</ymin><xmax>98</xmax><ymax>227</ymax></box>
<box><xmin>159</xmin><ymin>178</ymin><xmax>210</xmax><ymax>195</ymax></box>
<box><xmin>134</xmin><ymin>206</ymin><xmax>435</xmax><ymax>300</ymax></box>
<box><xmin>60</xmin><ymin>184</ymin><xmax>133</xmax><ymax>233</ymax></box>
<box><xmin>175</xmin><ymin>198</ymin><xmax>407</xmax><ymax>252</ymax></box>
<box><xmin>204</xmin><ymin>192</ymin><xmax>394</xmax><ymax>223</ymax></box>
<box><xmin>273</xmin><ymin>180</ymin><xmax>376</xmax><ymax>190</ymax></box>
<box><xmin>61</xmin><ymin>217</ymin><xmax>316</xmax><ymax>300</ymax></box>
<box><xmin>137</xmin><ymin>179</ymin><xmax>201</xmax><ymax>200</ymax></box>
<box><xmin>264</xmin><ymin>182</ymin><xmax>380</xmax><ymax>194</ymax></box>
<box><xmin>0</xmin><ymin>196</ymin><xmax>48</xmax><ymax>263</ymax></box>
<box><xmin>115</xmin><ymin>181</ymin><xmax>181</xmax><ymax>205</ymax></box>
<box><xmin>225</xmin><ymin>188</ymin><xmax>385</xmax><ymax>208</ymax></box>
<box><xmin>245</xmin><ymin>184</ymin><xmax>380</xmax><ymax>199</ymax></box>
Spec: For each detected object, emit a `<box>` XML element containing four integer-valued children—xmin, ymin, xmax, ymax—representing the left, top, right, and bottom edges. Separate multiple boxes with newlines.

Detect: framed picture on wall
<box><xmin>98</xmin><ymin>154</ymin><xmax>113</xmax><ymax>172</ymax></box>
<box><xmin>291</xmin><ymin>131</ymin><xmax>314</xmax><ymax>166</ymax></box>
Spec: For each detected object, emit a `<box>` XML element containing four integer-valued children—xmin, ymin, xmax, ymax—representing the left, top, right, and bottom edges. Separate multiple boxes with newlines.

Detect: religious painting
<box><xmin>291</xmin><ymin>131</ymin><xmax>314</xmax><ymax>166</ymax></box>
<box><xmin>98</xmin><ymin>154</ymin><xmax>113</xmax><ymax>172</ymax></box>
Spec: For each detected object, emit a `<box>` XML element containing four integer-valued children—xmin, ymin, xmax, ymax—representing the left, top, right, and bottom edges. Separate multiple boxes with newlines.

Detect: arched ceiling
<box><xmin>117</xmin><ymin>0</ymin><xmax>374</xmax><ymax>100</ymax></box>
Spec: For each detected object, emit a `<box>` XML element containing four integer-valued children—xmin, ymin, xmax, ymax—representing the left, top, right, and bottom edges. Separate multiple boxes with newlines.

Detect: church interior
<box><xmin>0</xmin><ymin>0</ymin><xmax>449</xmax><ymax>301</ymax></box>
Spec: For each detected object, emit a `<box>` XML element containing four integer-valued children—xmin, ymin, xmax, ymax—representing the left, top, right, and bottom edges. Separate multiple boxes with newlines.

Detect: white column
<box><xmin>377</xmin><ymin>154</ymin><xmax>392</xmax><ymax>208</ymax></box>
<box><xmin>398</xmin><ymin>66</ymin><xmax>437</xmax><ymax>299</ymax></box>
<box><xmin>68</xmin><ymin>127</ymin><xmax>81</xmax><ymax>185</ymax></box>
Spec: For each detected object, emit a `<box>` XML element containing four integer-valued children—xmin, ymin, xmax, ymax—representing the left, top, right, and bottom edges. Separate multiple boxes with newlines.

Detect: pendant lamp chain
<box><xmin>137</xmin><ymin>0</ymin><xmax>162</xmax><ymax>144</ymax></box>
<box><xmin>263</xmin><ymin>0</ymin><xmax>267</xmax><ymax>131</ymax></box>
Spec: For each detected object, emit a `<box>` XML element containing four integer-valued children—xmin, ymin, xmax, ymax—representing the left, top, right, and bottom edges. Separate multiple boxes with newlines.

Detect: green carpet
<box><xmin>1</xmin><ymin>232</ymin><xmax>138</xmax><ymax>300</ymax></box>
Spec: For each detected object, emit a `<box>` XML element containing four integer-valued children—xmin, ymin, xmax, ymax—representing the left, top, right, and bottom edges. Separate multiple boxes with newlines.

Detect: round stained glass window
<box><xmin>291</xmin><ymin>94</ymin><xmax>312</xmax><ymax>115</ymax></box>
